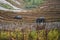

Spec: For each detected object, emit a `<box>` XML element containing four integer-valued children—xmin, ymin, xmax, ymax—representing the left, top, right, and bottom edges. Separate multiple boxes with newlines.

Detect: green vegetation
<box><xmin>0</xmin><ymin>28</ymin><xmax>60</xmax><ymax>40</ymax></box>
<box><xmin>23</xmin><ymin>0</ymin><xmax>44</xmax><ymax>9</ymax></box>
<box><xmin>7</xmin><ymin>0</ymin><xmax>17</xmax><ymax>4</ymax></box>
<box><xmin>0</xmin><ymin>3</ymin><xmax>14</xmax><ymax>9</ymax></box>
<box><xmin>48</xmin><ymin>29</ymin><xmax>59</xmax><ymax>40</ymax></box>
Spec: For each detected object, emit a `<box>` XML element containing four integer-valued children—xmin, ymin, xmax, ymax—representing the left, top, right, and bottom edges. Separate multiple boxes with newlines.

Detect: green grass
<box><xmin>23</xmin><ymin>0</ymin><xmax>44</xmax><ymax>9</ymax></box>
<box><xmin>0</xmin><ymin>3</ymin><xmax>14</xmax><ymax>9</ymax></box>
<box><xmin>0</xmin><ymin>0</ymin><xmax>44</xmax><ymax>9</ymax></box>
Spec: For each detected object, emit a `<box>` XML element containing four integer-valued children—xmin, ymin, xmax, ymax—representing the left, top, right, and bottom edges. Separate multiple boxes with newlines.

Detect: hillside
<box><xmin>0</xmin><ymin>0</ymin><xmax>45</xmax><ymax>12</ymax></box>
<box><xmin>0</xmin><ymin>0</ymin><xmax>27</xmax><ymax>12</ymax></box>
<box><xmin>0</xmin><ymin>0</ymin><xmax>60</xmax><ymax>40</ymax></box>
<box><xmin>0</xmin><ymin>0</ymin><xmax>60</xmax><ymax>23</ymax></box>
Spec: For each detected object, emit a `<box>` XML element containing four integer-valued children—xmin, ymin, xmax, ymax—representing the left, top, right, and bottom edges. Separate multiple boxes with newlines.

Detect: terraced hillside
<box><xmin>0</xmin><ymin>0</ymin><xmax>60</xmax><ymax>30</ymax></box>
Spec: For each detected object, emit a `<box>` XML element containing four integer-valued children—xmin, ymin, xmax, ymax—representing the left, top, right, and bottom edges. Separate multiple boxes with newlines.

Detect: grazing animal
<box><xmin>36</xmin><ymin>17</ymin><xmax>45</xmax><ymax>23</ymax></box>
<box><xmin>14</xmin><ymin>15</ymin><xmax>22</xmax><ymax>19</ymax></box>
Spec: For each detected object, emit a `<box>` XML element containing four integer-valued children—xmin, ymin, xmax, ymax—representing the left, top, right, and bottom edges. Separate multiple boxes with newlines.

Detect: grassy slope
<box><xmin>23</xmin><ymin>0</ymin><xmax>44</xmax><ymax>9</ymax></box>
<box><xmin>6</xmin><ymin>0</ymin><xmax>21</xmax><ymax>8</ymax></box>
<box><xmin>0</xmin><ymin>3</ymin><xmax>14</xmax><ymax>9</ymax></box>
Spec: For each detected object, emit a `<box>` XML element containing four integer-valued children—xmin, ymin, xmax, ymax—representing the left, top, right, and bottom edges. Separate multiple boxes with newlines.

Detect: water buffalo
<box><xmin>36</xmin><ymin>17</ymin><xmax>45</xmax><ymax>23</ymax></box>
<box><xmin>14</xmin><ymin>15</ymin><xmax>22</xmax><ymax>19</ymax></box>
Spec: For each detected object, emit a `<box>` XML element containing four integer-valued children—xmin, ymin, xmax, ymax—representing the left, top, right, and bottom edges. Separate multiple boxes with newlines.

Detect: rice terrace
<box><xmin>0</xmin><ymin>0</ymin><xmax>60</xmax><ymax>40</ymax></box>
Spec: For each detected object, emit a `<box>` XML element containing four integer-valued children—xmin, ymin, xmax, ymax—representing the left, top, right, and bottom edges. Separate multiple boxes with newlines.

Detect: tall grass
<box><xmin>0</xmin><ymin>28</ymin><xmax>60</xmax><ymax>40</ymax></box>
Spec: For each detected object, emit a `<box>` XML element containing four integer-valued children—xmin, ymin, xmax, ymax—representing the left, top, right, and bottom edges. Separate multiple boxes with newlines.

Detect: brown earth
<box><xmin>0</xmin><ymin>0</ymin><xmax>60</xmax><ymax>23</ymax></box>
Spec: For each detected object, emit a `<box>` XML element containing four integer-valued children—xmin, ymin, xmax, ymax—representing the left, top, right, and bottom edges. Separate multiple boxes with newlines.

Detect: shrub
<box><xmin>47</xmin><ymin>29</ymin><xmax>59</xmax><ymax>40</ymax></box>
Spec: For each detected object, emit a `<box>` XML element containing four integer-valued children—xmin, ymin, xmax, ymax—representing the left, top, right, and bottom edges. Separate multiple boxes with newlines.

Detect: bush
<box><xmin>48</xmin><ymin>29</ymin><xmax>59</xmax><ymax>40</ymax></box>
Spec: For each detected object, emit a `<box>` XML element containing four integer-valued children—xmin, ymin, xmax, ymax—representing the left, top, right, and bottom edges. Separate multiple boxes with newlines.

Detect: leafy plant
<box><xmin>0</xmin><ymin>28</ymin><xmax>60</xmax><ymax>40</ymax></box>
<box><xmin>29</xmin><ymin>31</ymin><xmax>37</xmax><ymax>40</ymax></box>
<box><xmin>48</xmin><ymin>29</ymin><xmax>59</xmax><ymax>40</ymax></box>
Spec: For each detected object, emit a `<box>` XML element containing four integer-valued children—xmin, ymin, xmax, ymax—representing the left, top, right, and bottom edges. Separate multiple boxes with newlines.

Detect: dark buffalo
<box><xmin>14</xmin><ymin>15</ymin><xmax>22</xmax><ymax>19</ymax></box>
<box><xmin>36</xmin><ymin>17</ymin><xmax>45</xmax><ymax>23</ymax></box>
